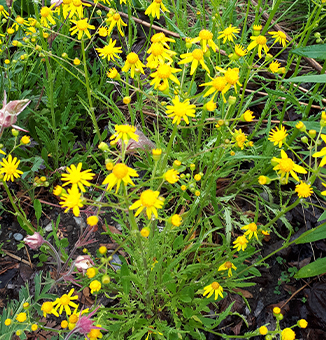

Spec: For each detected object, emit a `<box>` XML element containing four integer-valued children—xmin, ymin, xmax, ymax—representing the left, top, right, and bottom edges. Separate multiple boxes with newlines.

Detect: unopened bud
<box><xmin>308</xmin><ymin>129</ymin><xmax>316</xmax><ymax>138</ymax></box>
<box><xmin>301</xmin><ymin>136</ymin><xmax>308</xmax><ymax>144</ymax></box>
<box><xmin>228</xmin><ymin>96</ymin><xmax>236</xmax><ymax>105</ymax></box>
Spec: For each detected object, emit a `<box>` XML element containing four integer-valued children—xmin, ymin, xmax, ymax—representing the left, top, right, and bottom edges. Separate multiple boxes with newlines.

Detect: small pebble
<box><xmin>73</xmin><ymin>216</ymin><xmax>86</xmax><ymax>229</ymax></box>
<box><xmin>13</xmin><ymin>233</ymin><xmax>23</xmax><ymax>241</ymax></box>
<box><xmin>44</xmin><ymin>222</ymin><xmax>53</xmax><ymax>232</ymax></box>
<box><xmin>8</xmin><ymin>232</ymin><xmax>12</xmax><ymax>238</ymax></box>
<box><xmin>110</xmin><ymin>253</ymin><xmax>122</xmax><ymax>271</ymax></box>
<box><xmin>116</xmin><ymin>224</ymin><xmax>122</xmax><ymax>231</ymax></box>
<box><xmin>66</xmin><ymin>224</ymin><xmax>74</xmax><ymax>232</ymax></box>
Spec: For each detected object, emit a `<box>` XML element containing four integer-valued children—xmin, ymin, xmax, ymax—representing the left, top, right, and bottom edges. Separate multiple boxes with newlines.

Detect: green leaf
<box><xmin>295</xmin><ymin>221</ymin><xmax>326</xmax><ymax>244</ymax></box>
<box><xmin>291</xmin><ymin>45</ymin><xmax>326</xmax><ymax>59</ymax></box>
<box><xmin>318</xmin><ymin>210</ymin><xmax>326</xmax><ymax>222</ymax></box>
<box><xmin>173</xmin><ymin>234</ymin><xmax>184</xmax><ymax>250</ymax></box>
<box><xmin>60</xmin><ymin>238</ymin><xmax>69</xmax><ymax>248</ymax></box>
<box><xmin>248</xmin><ymin>267</ymin><xmax>261</xmax><ymax>277</ymax></box>
<box><xmin>283</xmin><ymin>74</ymin><xmax>326</xmax><ymax>83</ymax></box>
<box><xmin>39</xmin><ymin>254</ymin><xmax>48</xmax><ymax>262</ymax></box>
<box><xmin>120</xmin><ymin>261</ymin><xmax>130</xmax><ymax>295</ymax></box>
<box><xmin>33</xmin><ymin>199</ymin><xmax>42</xmax><ymax>226</ymax></box>
<box><xmin>295</xmin><ymin>257</ymin><xmax>326</xmax><ymax>278</ymax></box>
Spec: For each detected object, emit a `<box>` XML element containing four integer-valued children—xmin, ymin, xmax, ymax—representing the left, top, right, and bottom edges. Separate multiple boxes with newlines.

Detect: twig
<box><xmin>2</xmin><ymin>249</ymin><xmax>34</xmax><ymax>267</ymax></box>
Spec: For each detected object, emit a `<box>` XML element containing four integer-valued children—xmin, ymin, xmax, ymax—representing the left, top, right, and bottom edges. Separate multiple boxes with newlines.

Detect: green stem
<box><xmin>162</xmin><ymin>123</ymin><xmax>178</xmax><ymax>170</ymax></box>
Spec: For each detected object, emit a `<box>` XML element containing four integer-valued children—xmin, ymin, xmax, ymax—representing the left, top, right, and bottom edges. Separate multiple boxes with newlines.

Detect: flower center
<box><xmin>77</xmin><ymin>19</ymin><xmax>88</xmax><ymax>31</ymax></box>
<box><xmin>248</xmin><ymin>223</ymin><xmax>257</xmax><ymax>231</ymax></box>
<box><xmin>103</xmin><ymin>45</ymin><xmax>115</xmax><ymax>55</ymax></box>
<box><xmin>256</xmin><ymin>35</ymin><xmax>267</xmax><ymax>45</ymax></box>
<box><xmin>117</xmin><ymin>125</ymin><xmax>132</xmax><ymax>133</ymax></box>
<box><xmin>157</xmin><ymin>64</ymin><xmax>172</xmax><ymax>79</ymax></box>
<box><xmin>212</xmin><ymin>77</ymin><xmax>226</xmax><ymax>90</ymax></box>
<box><xmin>199</xmin><ymin>29</ymin><xmax>213</xmax><ymax>40</ymax></box>
<box><xmin>192</xmin><ymin>49</ymin><xmax>203</xmax><ymax>60</ymax></box>
<box><xmin>151</xmin><ymin>43</ymin><xmax>164</xmax><ymax>56</ymax></box>
<box><xmin>0</xmin><ymin>5</ymin><xmax>4</xmax><ymax>10</ymax></box>
<box><xmin>42</xmin><ymin>302</ymin><xmax>53</xmax><ymax>313</ymax></box>
<box><xmin>151</xmin><ymin>32</ymin><xmax>165</xmax><ymax>43</ymax></box>
<box><xmin>238</xmin><ymin>236</ymin><xmax>247</xmax><ymax>245</ymax></box>
<box><xmin>113</xmin><ymin>13</ymin><xmax>121</xmax><ymax>21</ymax></box>
<box><xmin>127</xmin><ymin>52</ymin><xmax>139</xmax><ymax>64</ymax></box>
<box><xmin>5</xmin><ymin>165</ymin><xmax>16</xmax><ymax>175</ymax></box>
<box><xmin>173</xmin><ymin>103</ymin><xmax>187</xmax><ymax>117</ymax></box>
<box><xmin>154</xmin><ymin>0</ymin><xmax>162</xmax><ymax>3</ymax></box>
<box><xmin>225</xmin><ymin>68</ymin><xmax>239</xmax><ymax>85</ymax></box>
<box><xmin>279</xmin><ymin>158</ymin><xmax>294</xmax><ymax>172</ymax></box>
<box><xmin>236</xmin><ymin>134</ymin><xmax>246</xmax><ymax>144</ymax></box>
<box><xmin>112</xmin><ymin>164</ymin><xmax>128</xmax><ymax>179</ymax></box>
<box><xmin>60</xmin><ymin>295</ymin><xmax>70</xmax><ymax>306</ymax></box>
<box><xmin>69</xmin><ymin>314</ymin><xmax>78</xmax><ymax>323</ymax></box>
<box><xmin>73</xmin><ymin>0</ymin><xmax>82</xmax><ymax>6</ymax></box>
<box><xmin>211</xmin><ymin>282</ymin><xmax>220</xmax><ymax>290</ymax></box>
<box><xmin>278</xmin><ymin>31</ymin><xmax>287</xmax><ymax>39</ymax></box>
<box><xmin>223</xmin><ymin>27</ymin><xmax>234</xmax><ymax>36</ymax></box>
<box><xmin>140</xmin><ymin>190</ymin><xmax>157</xmax><ymax>207</ymax></box>
<box><xmin>63</xmin><ymin>0</ymin><xmax>73</xmax><ymax>4</ymax></box>
<box><xmin>225</xmin><ymin>261</ymin><xmax>232</xmax><ymax>269</ymax></box>
<box><xmin>16</xmin><ymin>16</ymin><xmax>24</xmax><ymax>24</ymax></box>
<box><xmin>41</xmin><ymin>7</ymin><xmax>51</xmax><ymax>17</ymax></box>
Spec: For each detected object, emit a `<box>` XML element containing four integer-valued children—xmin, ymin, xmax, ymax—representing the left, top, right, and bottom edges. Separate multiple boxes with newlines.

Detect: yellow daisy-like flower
<box><xmin>150</xmin><ymin>63</ymin><xmax>181</xmax><ymax>90</ymax></box>
<box><xmin>281</xmin><ymin>328</ymin><xmax>296</xmax><ymax>340</ymax></box>
<box><xmin>164</xmin><ymin>169</ymin><xmax>179</xmax><ymax>184</ymax></box>
<box><xmin>65</xmin><ymin>0</ymin><xmax>91</xmax><ymax>19</ymax></box>
<box><xmin>191</xmin><ymin>29</ymin><xmax>218</xmax><ymax>53</ymax></box>
<box><xmin>269</xmin><ymin>60</ymin><xmax>281</xmax><ymax>73</ymax></box>
<box><xmin>151</xmin><ymin>32</ymin><xmax>175</xmax><ymax>48</ymax></box>
<box><xmin>145</xmin><ymin>0</ymin><xmax>170</xmax><ymax>19</ymax></box>
<box><xmin>110</xmin><ymin>124</ymin><xmax>139</xmax><ymax>144</ymax></box>
<box><xmin>146</xmin><ymin>42</ymin><xmax>176</xmax><ymax>69</ymax></box>
<box><xmin>59</xmin><ymin>186</ymin><xmax>84</xmax><ymax>216</ymax></box>
<box><xmin>241</xmin><ymin>222</ymin><xmax>258</xmax><ymax>240</ymax></box>
<box><xmin>233</xmin><ymin>235</ymin><xmax>248</xmax><ymax>251</ymax></box>
<box><xmin>242</xmin><ymin>110</ymin><xmax>255</xmax><ymax>122</ymax></box>
<box><xmin>102</xmin><ymin>163</ymin><xmax>138</xmax><ymax>192</ymax></box>
<box><xmin>41</xmin><ymin>301</ymin><xmax>59</xmax><ymax>318</ymax></box>
<box><xmin>0</xmin><ymin>5</ymin><xmax>9</xmax><ymax>19</ymax></box>
<box><xmin>106</xmin><ymin>12</ymin><xmax>127</xmax><ymax>37</ymax></box>
<box><xmin>121</xmin><ymin>52</ymin><xmax>145</xmax><ymax>79</ymax></box>
<box><xmin>295</xmin><ymin>181</ymin><xmax>313</xmax><ymax>198</ymax></box>
<box><xmin>215</xmin><ymin>66</ymin><xmax>242</xmax><ymax>96</ymax></box>
<box><xmin>0</xmin><ymin>154</ymin><xmax>24</xmax><ymax>182</ymax></box>
<box><xmin>88</xmin><ymin>326</ymin><xmax>103</xmax><ymax>340</ymax></box>
<box><xmin>171</xmin><ymin>214</ymin><xmax>182</xmax><ymax>227</ymax></box>
<box><xmin>86</xmin><ymin>267</ymin><xmax>97</xmax><ymax>279</ymax></box>
<box><xmin>96</xmin><ymin>39</ymin><xmax>122</xmax><ymax>62</ymax></box>
<box><xmin>16</xmin><ymin>313</ymin><xmax>27</xmax><ymax>323</ymax></box>
<box><xmin>268</xmin><ymin>31</ymin><xmax>289</xmax><ymax>48</ymax></box>
<box><xmin>178</xmin><ymin>48</ymin><xmax>210</xmax><ymax>75</ymax></box>
<box><xmin>247</xmin><ymin>35</ymin><xmax>269</xmax><ymax>58</ymax></box>
<box><xmin>233</xmin><ymin>129</ymin><xmax>247</xmax><ymax>149</ymax></box>
<box><xmin>200</xmin><ymin>76</ymin><xmax>228</xmax><ymax>102</ymax></box>
<box><xmin>234</xmin><ymin>44</ymin><xmax>247</xmax><ymax>57</ymax></box>
<box><xmin>218</xmin><ymin>261</ymin><xmax>237</xmax><ymax>277</ymax></box>
<box><xmin>98</xmin><ymin>26</ymin><xmax>108</xmax><ymax>37</ymax></box>
<box><xmin>203</xmin><ymin>281</ymin><xmax>224</xmax><ymax>300</ymax></box>
<box><xmin>70</xmin><ymin>18</ymin><xmax>95</xmax><ymax>40</ymax></box>
<box><xmin>107</xmin><ymin>67</ymin><xmax>120</xmax><ymax>80</ymax></box>
<box><xmin>165</xmin><ymin>96</ymin><xmax>196</xmax><ymax>125</ymax></box>
<box><xmin>129</xmin><ymin>189</ymin><xmax>164</xmax><ymax>219</ymax></box>
<box><xmin>53</xmin><ymin>289</ymin><xmax>79</xmax><ymax>316</ymax></box>
<box><xmin>218</xmin><ymin>24</ymin><xmax>240</xmax><ymax>43</ymax></box>
<box><xmin>89</xmin><ymin>280</ymin><xmax>101</xmax><ymax>294</ymax></box>
<box><xmin>268</xmin><ymin>125</ymin><xmax>288</xmax><ymax>148</ymax></box>
<box><xmin>272</xmin><ymin>150</ymin><xmax>307</xmax><ymax>184</ymax></box>
<box><xmin>40</xmin><ymin>5</ymin><xmax>56</xmax><ymax>27</ymax></box>
<box><xmin>61</xmin><ymin>163</ymin><xmax>95</xmax><ymax>192</ymax></box>
<box><xmin>313</xmin><ymin>134</ymin><xmax>326</xmax><ymax>167</ymax></box>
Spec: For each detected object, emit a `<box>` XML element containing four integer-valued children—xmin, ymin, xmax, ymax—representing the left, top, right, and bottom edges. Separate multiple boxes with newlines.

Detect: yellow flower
<box><xmin>206</xmin><ymin>101</ymin><xmax>216</xmax><ymax>111</ymax></box>
<box><xmin>59</xmin><ymin>186</ymin><xmax>84</xmax><ymax>216</ymax></box>
<box><xmin>281</xmin><ymin>328</ymin><xmax>296</xmax><ymax>340</ymax></box>
<box><xmin>129</xmin><ymin>189</ymin><xmax>164</xmax><ymax>219</ymax></box>
<box><xmin>140</xmin><ymin>227</ymin><xmax>150</xmax><ymax>237</ymax></box>
<box><xmin>178</xmin><ymin>48</ymin><xmax>210</xmax><ymax>75</ymax></box>
<box><xmin>70</xmin><ymin>18</ymin><xmax>95</xmax><ymax>40</ymax></box>
<box><xmin>272</xmin><ymin>150</ymin><xmax>307</xmax><ymax>184</ymax></box>
<box><xmin>321</xmin><ymin>183</ymin><xmax>326</xmax><ymax>196</ymax></box>
<box><xmin>273</xmin><ymin>307</ymin><xmax>281</xmax><ymax>315</ymax></box>
<box><xmin>233</xmin><ymin>129</ymin><xmax>247</xmax><ymax>149</ymax></box>
<box><xmin>61</xmin><ymin>320</ymin><xmax>68</xmax><ymax>328</ymax></box>
<box><xmin>181</xmin><ymin>185</ymin><xmax>187</xmax><ymax>191</ymax></box>
<box><xmin>0</xmin><ymin>5</ymin><xmax>9</xmax><ymax>19</ymax></box>
<box><xmin>87</xmin><ymin>216</ymin><xmax>98</xmax><ymax>226</ymax></box>
<box><xmin>88</xmin><ymin>326</ymin><xmax>103</xmax><ymax>340</ymax></box>
<box><xmin>31</xmin><ymin>324</ymin><xmax>38</xmax><ymax>331</ymax></box>
<box><xmin>269</xmin><ymin>31</ymin><xmax>288</xmax><ymax>47</ymax></box>
<box><xmin>203</xmin><ymin>281</ymin><xmax>224</xmax><ymax>300</ymax></box>
<box><xmin>259</xmin><ymin>326</ymin><xmax>268</xmax><ymax>335</ymax></box>
<box><xmin>121</xmin><ymin>52</ymin><xmax>145</xmax><ymax>78</ymax></box>
<box><xmin>99</xmin><ymin>246</ymin><xmax>107</xmax><ymax>254</ymax></box>
<box><xmin>7</xmin><ymin>27</ymin><xmax>15</xmax><ymax>35</ymax></box>
<box><xmin>107</xmin><ymin>67</ymin><xmax>120</xmax><ymax>80</ymax></box>
<box><xmin>0</xmin><ymin>154</ymin><xmax>24</xmax><ymax>182</ymax></box>
<box><xmin>258</xmin><ymin>176</ymin><xmax>269</xmax><ymax>185</ymax></box>
<box><xmin>164</xmin><ymin>169</ymin><xmax>179</xmax><ymax>184</ymax></box>
<box><xmin>218</xmin><ymin>261</ymin><xmax>237</xmax><ymax>277</ymax></box>
<box><xmin>41</xmin><ymin>301</ymin><xmax>59</xmax><ymax>318</ymax></box>
<box><xmin>106</xmin><ymin>12</ymin><xmax>127</xmax><ymax>37</ymax></box>
<box><xmin>61</xmin><ymin>163</ymin><xmax>95</xmax><ymax>192</ymax></box>
<box><xmin>98</xmin><ymin>26</ymin><xmax>108</xmax><ymax>37</ymax></box>
<box><xmin>102</xmin><ymin>163</ymin><xmax>138</xmax><ymax>192</ymax></box>
<box><xmin>295</xmin><ymin>181</ymin><xmax>313</xmax><ymax>198</ymax></box>
<box><xmin>64</xmin><ymin>0</ymin><xmax>91</xmax><ymax>19</ymax></box>
<box><xmin>4</xmin><ymin>319</ymin><xmax>11</xmax><ymax>326</ymax></box>
<box><xmin>313</xmin><ymin>134</ymin><xmax>326</xmax><ymax>167</ymax></box>
<box><xmin>152</xmin><ymin>148</ymin><xmax>162</xmax><ymax>160</ymax></box>
<box><xmin>194</xmin><ymin>174</ymin><xmax>201</xmax><ymax>181</ymax></box>
<box><xmin>171</xmin><ymin>214</ymin><xmax>182</xmax><ymax>227</ymax></box>
<box><xmin>151</xmin><ymin>32</ymin><xmax>175</xmax><ymax>48</ymax></box>
<box><xmin>86</xmin><ymin>267</ymin><xmax>97</xmax><ymax>279</ymax></box>
<box><xmin>241</xmin><ymin>222</ymin><xmax>258</xmax><ymax>240</ymax></box>
<box><xmin>96</xmin><ymin>39</ymin><xmax>122</xmax><ymax>62</ymax></box>
<box><xmin>53</xmin><ymin>289</ymin><xmax>79</xmax><ymax>315</ymax></box>
<box><xmin>247</xmin><ymin>35</ymin><xmax>269</xmax><ymax>58</ymax></box>
<box><xmin>145</xmin><ymin>0</ymin><xmax>169</xmax><ymax>19</ymax></box>
<box><xmin>298</xmin><ymin>319</ymin><xmax>308</xmax><ymax>328</ymax></box>
<box><xmin>233</xmin><ymin>235</ymin><xmax>248</xmax><ymax>251</ymax></box>
<box><xmin>73</xmin><ymin>58</ymin><xmax>81</xmax><ymax>65</ymax></box>
<box><xmin>150</xmin><ymin>63</ymin><xmax>181</xmax><ymax>90</ymax></box>
<box><xmin>89</xmin><ymin>280</ymin><xmax>101</xmax><ymax>294</ymax></box>
<box><xmin>234</xmin><ymin>44</ymin><xmax>247</xmax><ymax>57</ymax></box>
<box><xmin>218</xmin><ymin>24</ymin><xmax>240</xmax><ymax>43</ymax></box>
<box><xmin>195</xmin><ymin>190</ymin><xmax>200</xmax><ymax>196</ymax></box>
<box><xmin>191</xmin><ymin>29</ymin><xmax>218</xmax><ymax>53</ymax></box>
<box><xmin>268</xmin><ymin>125</ymin><xmax>288</xmax><ymax>148</ymax></box>
<box><xmin>16</xmin><ymin>313</ymin><xmax>27</xmax><ymax>323</ymax></box>
<box><xmin>40</xmin><ymin>5</ymin><xmax>56</xmax><ymax>27</ymax></box>
<box><xmin>146</xmin><ymin>42</ymin><xmax>176</xmax><ymax>69</ymax></box>
<box><xmin>165</xmin><ymin>96</ymin><xmax>196</xmax><ymax>125</ymax></box>
<box><xmin>242</xmin><ymin>110</ymin><xmax>255</xmax><ymax>122</ymax></box>
<box><xmin>269</xmin><ymin>60</ymin><xmax>281</xmax><ymax>73</ymax></box>
<box><xmin>21</xmin><ymin>135</ymin><xmax>30</xmax><ymax>144</ymax></box>
<box><xmin>110</xmin><ymin>124</ymin><xmax>139</xmax><ymax>144</ymax></box>
<box><xmin>200</xmin><ymin>76</ymin><xmax>228</xmax><ymax>102</ymax></box>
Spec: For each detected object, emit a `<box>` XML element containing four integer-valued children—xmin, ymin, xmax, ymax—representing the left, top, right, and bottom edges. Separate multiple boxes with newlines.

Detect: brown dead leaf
<box><xmin>233</xmin><ymin>288</ymin><xmax>253</xmax><ymax>298</ymax></box>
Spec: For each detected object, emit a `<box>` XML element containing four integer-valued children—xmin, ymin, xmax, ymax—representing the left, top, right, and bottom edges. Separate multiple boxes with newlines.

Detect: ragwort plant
<box><xmin>1</xmin><ymin>0</ymin><xmax>326</xmax><ymax>339</ymax></box>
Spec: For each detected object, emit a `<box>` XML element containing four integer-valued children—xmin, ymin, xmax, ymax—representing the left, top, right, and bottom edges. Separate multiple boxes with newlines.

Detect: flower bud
<box><xmin>228</xmin><ymin>96</ymin><xmax>236</xmax><ymax>105</ymax></box>
<box><xmin>23</xmin><ymin>232</ymin><xmax>45</xmax><ymax>250</ymax></box>
<box><xmin>102</xmin><ymin>274</ymin><xmax>110</xmax><ymax>284</ymax></box>
<box><xmin>152</xmin><ymin>148</ymin><xmax>162</xmax><ymax>161</ymax></box>
<box><xmin>316</xmin><ymin>38</ymin><xmax>323</xmax><ymax>44</ymax></box>
<box><xmin>301</xmin><ymin>136</ymin><xmax>308</xmax><ymax>144</ymax></box>
<box><xmin>258</xmin><ymin>175</ymin><xmax>271</xmax><ymax>185</ymax></box>
<box><xmin>295</xmin><ymin>121</ymin><xmax>306</xmax><ymax>132</ymax></box>
<box><xmin>96</xmin><ymin>10</ymin><xmax>102</xmax><ymax>16</ymax></box>
<box><xmin>189</xmin><ymin>163</ymin><xmax>195</xmax><ymax>170</ymax></box>
<box><xmin>314</xmin><ymin>32</ymin><xmax>321</xmax><ymax>38</ymax></box>
<box><xmin>140</xmin><ymin>227</ymin><xmax>150</xmax><ymax>237</ymax></box>
<box><xmin>12</xmin><ymin>128</ymin><xmax>19</xmax><ymax>136</ymax></box>
<box><xmin>123</xmin><ymin>96</ymin><xmax>131</xmax><ymax>105</ymax></box>
<box><xmin>61</xmin><ymin>52</ymin><xmax>68</xmax><ymax>59</ymax></box>
<box><xmin>265</xmin><ymin>53</ymin><xmax>274</xmax><ymax>61</ymax></box>
<box><xmin>308</xmin><ymin>129</ymin><xmax>316</xmax><ymax>138</ymax></box>
<box><xmin>98</xmin><ymin>142</ymin><xmax>109</xmax><ymax>151</ymax></box>
<box><xmin>173</xmin><ymin>160</ymin><xmax>181</xmax><ymax>169</ymax></box>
